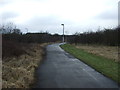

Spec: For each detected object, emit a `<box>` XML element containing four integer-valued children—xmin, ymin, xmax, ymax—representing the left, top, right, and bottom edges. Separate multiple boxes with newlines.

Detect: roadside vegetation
<box><xmin>60</xmin><ymin>44</ymin><xmax>120</xmax><ymax>83</ymax></box>
<box><xmin>75</xmin><ymin>44</ymin><xmax>118</xmax><ymax>62</ymax></box>
<box><xmin>67</xmin><ymin>27</ymin><xmax>119</xmax><ymax>46</ymax></box>
<box><xmin>1</xmin><ymin>22</ymin><xmax>62</xmax><ymax>88</ymax></box>
<box><xmin>2</xmin><ymin>43</ymin><xmax>46</xmax><ymax>88</ymax></box>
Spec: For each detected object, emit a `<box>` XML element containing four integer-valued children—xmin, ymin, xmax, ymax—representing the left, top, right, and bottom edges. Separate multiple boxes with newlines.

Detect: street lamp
<box><xmin>61</xmin><ymin>24</ymin><xmax>64</xmax><ymax>42</ymax></box>
<box><xmin>25</xmin><ymin>28</ymin><xmax>28</xmax><ymax>33</ymax></box>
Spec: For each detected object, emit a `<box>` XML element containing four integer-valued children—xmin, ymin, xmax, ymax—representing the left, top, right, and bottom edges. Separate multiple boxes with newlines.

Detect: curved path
<box><xmin>35</xmin><ymin>43</ymin><xmax>119</xmax><ymax>88</ymax></box>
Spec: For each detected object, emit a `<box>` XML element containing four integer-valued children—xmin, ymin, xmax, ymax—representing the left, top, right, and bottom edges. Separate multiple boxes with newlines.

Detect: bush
<box><xmin>67</xmin><ymin>27</ymin><xmax>119</xmax><ymax>46</ymax></box>
<box><xmin>2</xmin><ymin>40</ymin><xmax>26</xmax><ymax>58</ymax></box>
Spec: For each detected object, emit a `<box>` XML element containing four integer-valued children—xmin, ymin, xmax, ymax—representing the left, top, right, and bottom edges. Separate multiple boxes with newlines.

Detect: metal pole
<box><xmin>63</xmin><ymin>25</ymin><xmax>65</xmax><ymax>43</ymax></box>
<box><xmin>61</xmin><ymin>24</ymin><xmax>64</xmax><ymax>43</ymax></box>
<box><xmin>25</xmin><ymin>28</ymin><xmax>28</xmax><ymax>33</ymax></box>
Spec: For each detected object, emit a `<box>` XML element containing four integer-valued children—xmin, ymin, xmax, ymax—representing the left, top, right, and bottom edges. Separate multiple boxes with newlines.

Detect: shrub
<box><xmin>2</xmin><ymin>40</ymin><xmax>26</xmax><ymax>59</ymax></box>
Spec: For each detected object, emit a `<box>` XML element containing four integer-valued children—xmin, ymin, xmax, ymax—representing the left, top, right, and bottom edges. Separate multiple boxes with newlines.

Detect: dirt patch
<box><xmin>75</xmin><ymin>44</ymin><xmax>119</xmax><ymax>62</ymax></box>
<box><xmin>2</xmin><ymin>43</ymin><xmax>48</xmax><ymax>88</ymax></box>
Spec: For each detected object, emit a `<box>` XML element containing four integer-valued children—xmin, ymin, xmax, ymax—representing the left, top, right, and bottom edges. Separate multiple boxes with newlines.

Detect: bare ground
<box><xmin>74</xmin><ymin>44</ymin><xmax>119</xmax><ymax>62</ymax></box>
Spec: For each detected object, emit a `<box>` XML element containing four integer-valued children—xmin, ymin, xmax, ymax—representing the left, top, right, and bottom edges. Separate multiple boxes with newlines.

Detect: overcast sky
<box><xmin>0</xmin><ymin>0</ymin><xmax>119</xmax><ymax>34</ymax></box>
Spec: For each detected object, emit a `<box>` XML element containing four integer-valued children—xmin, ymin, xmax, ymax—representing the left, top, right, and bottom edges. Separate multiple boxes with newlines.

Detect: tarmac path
<box><xmin>35</xmin><ymin>43</ymin><xmax>119</xmax><ymax>88</ymax></box>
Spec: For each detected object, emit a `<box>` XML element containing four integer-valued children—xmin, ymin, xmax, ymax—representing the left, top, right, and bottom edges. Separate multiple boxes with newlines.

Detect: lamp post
<box><xmin>25</xmin><ymin>28</ymin><xmax>28</xmax><ymax>33</ymax></box>
<box><xmin>61</xmin><ymin>24</ymin><xmax>64</xmax><ymax>42</ymax></box>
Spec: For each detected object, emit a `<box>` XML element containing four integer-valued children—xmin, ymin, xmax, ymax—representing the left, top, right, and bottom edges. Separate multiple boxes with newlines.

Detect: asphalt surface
<box><xmin>35</xmin><ymin>43</ymin><xmax>119</xmax><ymax>88</ymax></box>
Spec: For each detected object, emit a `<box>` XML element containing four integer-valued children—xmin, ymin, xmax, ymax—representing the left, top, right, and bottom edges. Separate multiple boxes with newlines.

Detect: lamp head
<box><xmin>61</xmin><ymin>24</ymin><xmax>64</xmax><ymax>26</ymax></box>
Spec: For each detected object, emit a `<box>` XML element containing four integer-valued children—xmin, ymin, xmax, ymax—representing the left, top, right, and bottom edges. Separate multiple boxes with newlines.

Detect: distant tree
<box><xmin>12</xmin><ymin>29</ymin><xmax>22</xmax><ymax>34</ymax></box>
<box><xmin>1</xmin><ymin>22</ymin><xmax>16</xmax><ymax>34</ymax></box>
<box><xmin>67</xmin><ymin>26</ymin><xmax>119</xmax><ymax>46</ymax></box>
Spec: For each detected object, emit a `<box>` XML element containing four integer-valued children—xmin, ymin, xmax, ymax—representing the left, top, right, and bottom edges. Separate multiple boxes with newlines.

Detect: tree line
<box><xmin>0</xmin><ymin>23</ymin><xmax>62</xmax><ymax>43</ymax></box>
<box><xmin>67</xmin><ymin>27</ymin><xmax>119</xmax><ymax>46</ymax></box>
<box><xmin>1</xmin><ymin>23</ymin><xmax>119</xmax><ymax>46</ymax></box>
<box><xmin>1</xmin><ymin>23</ymin><xmax>62</xmax><ymax>58</ymax></box>
<box><xmin>2</xmin><ymin>33</ymin><xmax>62</xmax><ymax>43</ymax></box>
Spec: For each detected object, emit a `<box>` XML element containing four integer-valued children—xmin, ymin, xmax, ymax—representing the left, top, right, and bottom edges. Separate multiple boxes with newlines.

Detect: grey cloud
<box><xmin>0</xmin><ymin>0</ymin><xmax>14</xmax><ymax>7</ymax></box>
<box><xmin>24</xmin><ymin>16</ymin><xmax>74</xmax><ymax>30</ymax></box>
<box><xmin>27</xmin><ymin>16</ymin><xmax>61</xmax><ymax>25</ymax></box>
<box><xmin>2</xmin><ymin>12</ymin><xmax>19</xmax><ymax>20</ymax></box>
<box><xmin>20</xmin><ymin>16</ymin><xmax>74</xmax><ymax>34</ymax></box>
<box><xmin>26</xmin><ymin>16</ymin><xmax>73</xmax><ymax>25</ymax></box>
<box><xmin>118</xmin><ymin>1</ymin><xmax>120</xmax><ymax>25</ymax></box>
<box><xmin>95</xmin><ymin>10</ymin><xmax>117</xmax><ymax>20</ymax></box>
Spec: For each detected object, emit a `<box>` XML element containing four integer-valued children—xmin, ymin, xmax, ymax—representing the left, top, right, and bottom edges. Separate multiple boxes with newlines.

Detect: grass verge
<box><xmin>60</xmin><ymin>44</ymin><xmax>120</xmax><ymax>84</ymax></box>
<box><xmin>74</xmin><ymin>44</ymin><xmax>118</xmax><ymax>62</ymax></box>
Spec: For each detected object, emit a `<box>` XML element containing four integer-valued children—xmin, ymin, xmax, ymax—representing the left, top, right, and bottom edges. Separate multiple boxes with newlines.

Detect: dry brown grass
<box><xmin>0</xmin><ymin>60</ymin><xmax>2</xmax><ymax>89</ymax></box>
<box><xmin>74</xmin><ymin>44</ymin><xmax>119</xmax><ymax>62</ymax></box>
<box><xmin>2</xmin><ymin>43</ymin><xmax>48</xmax><ymax>88</ymax></box>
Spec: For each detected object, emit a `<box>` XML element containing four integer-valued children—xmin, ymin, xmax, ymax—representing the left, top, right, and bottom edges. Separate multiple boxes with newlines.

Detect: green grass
<box><xmin>60</xmin><ymin>44</ymin><xmax>120</xmax><ymax>84</ymax></box>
